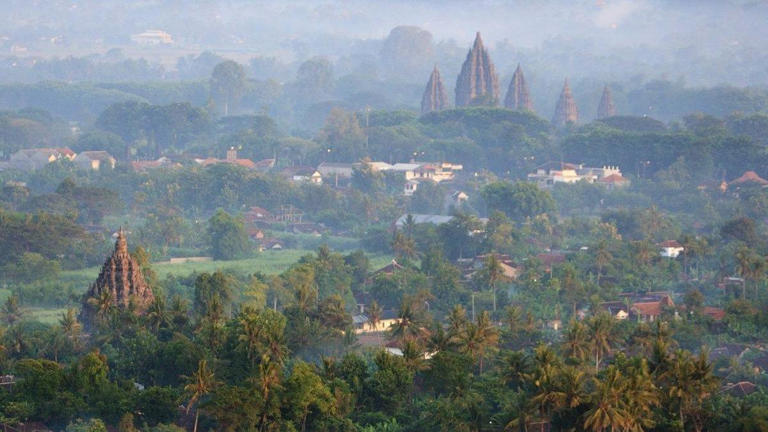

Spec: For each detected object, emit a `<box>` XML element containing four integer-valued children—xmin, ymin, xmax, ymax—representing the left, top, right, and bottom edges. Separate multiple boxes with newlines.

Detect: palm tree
<box><xmin>447</xmin><ymin>304</ymin><xmax>468</xmax><ymax>338</ymax></box>
<box><xmin>583</xmin><ymin>366</ymin><xmax>630</xmax><ymax>432</ymax></box>
<box><xmin>458</xmin><ymin>311</ymin><xmax>498</xmax><ymax>373</ymax></box>
<box><xmin>392</xmin><ymin>231</ymin><xmax>417</xmax><ymax>262</ymax></box>
<box><xmin>59</xmin><ymin>308</ymin><xmax>82</xmax><ymax>352</ymax></box>
<box><xmin>146</xmin><ymin>295</ymin><xmax>169</xmax><ymax>333</ymax></box>
<box><xmin>0</xmin><ymin>295</ymin><xmax>22</xmax><ymax>326</ymax></box>
<box><xmin>389</xmin><ymin>301</ymin><xmax>420</xmax><ymax>343</ymax></box>
<box><xmin>588</xmin><ymin>312</ymin><xmax>616</xmax><ymax>373</ymax></box>
<box><xmin>367</xmin><ymin>300</ymin><xmax>382</xmax><ymax>332</ymax></box>
<box><xmin>87</xmin><ymin>290</ymin><xmax>114</xmax><ymax>328</ymax></box>
<box><xmin>401</xmin><ymin>339</ymin><xmax>426</xmax><ymax>373</ymax></box>
<box><xmin>623</xmin><ymin>360</ymin><xmax>659</xmax><ymax>432</ymax></box>
<box><xmin>660</xmin><ymin>350</ymin><xmax>718</xmax><ymax>432</ymax></box>
<box><xmin>594</xmin><ymin>241</ymin><xmax>612</xmax><ymax>288</ymax></box>
<box><xmin>562</xmin><ymin>319</ymin><xmax>590</xmax><ymax>363</ymax></box>
<box><xmin>484</xmin><ymin>254</ymin><xmax>504</xmax><ymax>313</ymax></box>
<box><xmin>183</xmin><ymin>359</ymin><xmax>218</xmax><ymax>432</ymax></box>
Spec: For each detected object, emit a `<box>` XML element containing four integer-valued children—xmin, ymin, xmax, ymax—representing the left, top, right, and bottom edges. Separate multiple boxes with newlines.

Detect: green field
<box><xmin>62</xmin><ymin>249</ymin><xmax>392</xmax><ymax>281</ymax></box>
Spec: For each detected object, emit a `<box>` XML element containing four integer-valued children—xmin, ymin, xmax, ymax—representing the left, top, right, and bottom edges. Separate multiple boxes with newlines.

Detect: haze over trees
<box><xmin>0</xmin><ymin>1</ymin><xmax>768</xmax><ymax>431</ymax></box>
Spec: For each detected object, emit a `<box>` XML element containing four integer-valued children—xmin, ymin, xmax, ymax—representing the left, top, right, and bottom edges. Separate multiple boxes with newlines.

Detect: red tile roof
<box><xmin>659</xmin><ymin>240</ymin><xmax>683</xmax><ymax>248</ymax></box>
<box><xmin>599</xmin><ymin>173</ymin><xmax>628</xmax><ymax>183</ymax></box>
<box><xmin>730</xmin><ymin>171</ymin><xmax>768</xmax><ymax>186</ymax></box>
<box><xmin>702</xmin><ymin>306</ymin><xmax>726</xmax><ymax>321</ymax></box>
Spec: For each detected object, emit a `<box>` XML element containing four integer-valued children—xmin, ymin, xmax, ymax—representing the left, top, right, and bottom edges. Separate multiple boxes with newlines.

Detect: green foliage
<box><xmin>207</xmin><ymin>209</ymin><xmax>251</xmax><ymax>260</ymax></box>
<box><xmin>481</xmin><ymin>181</ymin><xmax>556</xmax><ymax>221</ymax></box>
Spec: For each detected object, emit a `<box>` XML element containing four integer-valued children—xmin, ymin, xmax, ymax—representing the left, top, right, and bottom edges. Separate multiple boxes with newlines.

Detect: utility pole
<box><xmin>471</xmin><ymin>293</ymin><xmax>476</xmax><ymax>322</ymax></box>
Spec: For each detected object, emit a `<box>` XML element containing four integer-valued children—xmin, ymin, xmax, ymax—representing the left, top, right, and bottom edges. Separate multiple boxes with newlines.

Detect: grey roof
<box><xmin>395</xmin><ymin>214</ymin><xmax>454</xmax><ymax>227</ymax></box>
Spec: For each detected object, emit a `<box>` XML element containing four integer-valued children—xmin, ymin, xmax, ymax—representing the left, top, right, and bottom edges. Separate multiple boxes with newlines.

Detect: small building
<box><xmin>131</xmin><ymin>29</ymin><xmax>174</xmax><ymax>45</ymax></box>
<box><xmin>394</xmin><ymin>213</ymin><xmax>454</xmax><ymax>228</ymax></box>
<box><xmin>659</xmin><ymin>240</ymin><xmax>684</xmax><ymax>258</ymax></box>
<box><xmin>8</xmin><ymin>147</ymin><xmax>75</xmax><ymax>171</ymax></box>
<box><xmin>598</xmin><ymin>173</ymin><xmax>630</xmax><ymax>189</ymax></box>
<box><xmin>74</xmin><ymin>151</ymin><xmax>116</xmax><ymax>170</ymax></box>
<box><xmin>528</xmin><ymin>162</ymin><xmax>624</xmax><ymax>189</ymax></box>
<box><xmin>404</xmin><ymin>179</ymin><xmax>419</xmax><ymax>196</ymax></box>
<box><xmin>131</xmin><ymin>156</ymin><xmax>179</xmax><ymax>171</ymax></box>
<box><xmin>195</xmin><ymin>148</ymin><xmax>257</xmax><ymax>170</ymax></box>
<box><xmin>729</xmin><ymin>171</ymin><xmax>768</xmax><ymax>188</ymax></box>
<box><xmin>259</xmin><ymin>238</ymin><xmax>285</xmax><ymax>251</ymax></box>
<box><xmin>721</xmin><ymin>381</ymin><xmax>758</xmax><ymax>397</ymax></box>
<box><xmin>630</xmin><ymin>294</ymin><xmax>675</xmax><ymax>322</ymax></box>
<box><xmin>317</xmin><ymin>162</ymin><xmax>357</xmax><ymax>186</ymax></box>
<box><xmin>353</xmin><ymin>309</ymin><xmax>399</xmax><ymax>334</ymax></box>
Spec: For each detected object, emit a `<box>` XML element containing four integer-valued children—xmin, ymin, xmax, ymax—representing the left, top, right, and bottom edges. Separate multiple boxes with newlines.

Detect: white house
<box><xmin>528</xmin><ymin>162</ymin><xmax>625</xmax><ymax>189</ymax></box>
<box><xmin>659</xmin><ymin>240</ymin><xmax>685</xmax><ymax>258</ymax></box>
<box><xmin>131</xmin><ymin>30</ymin><xmax>174</xmax><ymax>45</ymax></box>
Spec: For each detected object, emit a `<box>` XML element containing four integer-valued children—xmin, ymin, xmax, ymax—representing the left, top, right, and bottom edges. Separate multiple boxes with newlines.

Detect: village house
<box><xmin>131</xmin><ymin>29</ymin><xmax>174</xmax><ymax>45</ymax></box>
<box><xmin>527</xmin><ymin>162</ymin><xmax>627</xmax><ymax>189</ymax></box>
<box><xmin>388</xmin><ymin>161</ymin><xmax>462</xmax><ymax>183</ymax></box>
<box><xmin>659</xmin><ymin>240</ymin><xmax>685</xmax><ymax>258</ymax></box>
<box><xmin>600</xmin><ymin>292</ymin><xmax>676</xmax><ymax>322</ymax></box>
<box><xmin>317</xmin><ymin>162</ymin><xmax>358</xmax><ymax>186</ymax></box>
<box><xmin>73</xmin><ymin>151</ymin><xmax>116</xmax><ymax>170</ymax></box>
<box><xmin>194</xmin><ymin>147</ymin><xmax>257</xmax><ymax>170</ymax></box>
<box><xmin>7</xmin><ymin>147</ymin><xmax>75</xmax><ymax>170</ymax></box>
<box><xmin>352</xmin><ymin>309</ymin><xmax>399</xmax><ymax>334</ymax></box>
<box><xmin>131</xmin><ymin>156</ymin><xmax>179</xmax><ymax>171</ymax></box>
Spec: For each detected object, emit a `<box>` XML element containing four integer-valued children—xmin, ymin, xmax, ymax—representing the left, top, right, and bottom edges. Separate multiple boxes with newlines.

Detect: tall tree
<box><xmin>210</xmin><ymin>61</ymin><xmax>246</xmax><ymax>116</ymax></box>
<box><xmin>183</xmin><ymin>359</ymin><xmax>218</xmax><ymax>432</ymax></box>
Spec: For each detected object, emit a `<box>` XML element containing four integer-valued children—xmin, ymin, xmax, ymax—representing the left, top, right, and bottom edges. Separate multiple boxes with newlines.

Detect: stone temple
<box><xmin>82</xmin><ymin>228</ymin><xmax>154</xmax><ymax>323</ymax></box>
<box><xmin>504</xmin><ymin>64</ymin><xmax>534</xmax><ymax>112</ymax></box>
<box><xmin>597</xmin><ymin>85</ymin><xmax>616</xmax><ymax>119</ymax></box>
<box><xmin>552</xmin><ymin>78</ymin><xmax>579</xmax><ymax>127</ymax></box>
<box><xmin>455</xmin><ymin>32</ymin><xmax>500</xmax><ymax>107</ymax></box>
<box><xmin>421</xmin><ymin>65</ymin><xmax>449</xmax><ymax>114</ymax></box>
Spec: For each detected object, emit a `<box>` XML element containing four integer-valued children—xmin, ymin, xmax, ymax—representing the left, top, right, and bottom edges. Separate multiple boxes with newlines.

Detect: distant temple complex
<box><xmin>552</xmin><ymin>78</ymin><xmax>579</xmax><ymax>127</ymax></box>
<box><xmin>421</xmin><ymin>65</ymin><xmax>449</xmax><ymax>114</ymax></box>
<box><xmin>504</xmin><ymin>64</ymin><xmax>533</xmax><ymax>112</ymax></box>
<box><xmin>597</xmin><ymin>85</ymin><xmax>616</xmax><ymax>119</ymax></box>
<box><xmin>455</xmin><ymin>32</ymin><xmax>500</xmax><ymax>107</ymax></box>
<box><xmin>81</xmin><ymin>228</ymin><xmax>154</xmax><ymax>325</ymax></box>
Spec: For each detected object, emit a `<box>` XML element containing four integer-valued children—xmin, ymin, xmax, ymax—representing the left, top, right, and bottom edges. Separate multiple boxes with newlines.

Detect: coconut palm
<box><xmin>389</xmin><ymin>301</ymin><xmax>420</xmax><ymax>343</ymax></box>
<box><xmin>146</xmin><ymin>295</ymin><xmax>169</xmax><ymax>332</ymax></box>
<box><xmin>484</xmin><ymin>253</ymin><xmax>505</xmax><ymax>313</ymax></box>
<box><xmin>562</xmin><ymin>319</ymin><xmax>590</xmax><ymax>363</ymax></box>
<box><xmin>458</xmin><ymin>311</ymin><xmax>499</xmax><ymax>373</ymax></box>
<box><xmin>367</xmin><ymin>300</ymin><xmax>382</xmax><ymax>332</ymax></box>
<box><xmin>588</xmin><ymin>312</ymin><xmax>616</xmax><ymax>373</ymax></box>
<box><xmin>582</xmin><ymin>366</ymin><xmax>629</xmax><ymax>432</ymax></box>
<box><xmin>594</xmin><ymin>241</ymin><xmax>612</xmax><ymax>288</ymax></box>
<box><xmin>183</xmin><ymin>359</ymin><xmax>218</xmax><ymax>432</ymax></box>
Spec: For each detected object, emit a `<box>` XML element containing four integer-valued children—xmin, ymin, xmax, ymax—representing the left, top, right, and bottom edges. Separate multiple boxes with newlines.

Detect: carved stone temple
<box><xmin>504</xmin><ymin>64</ymin><xmax>533</xmax><ymax>112</ymax></box>
<box><xmin>455</xmin><ymin>32</ymin><xmax>500</xmax><ymax>107</ymax></box>
<box><xmin>552</xmin><ymin>78</ymin><xmax>579</xmax><ymax>127</ymax></box>
<box><xmin>597</xmin><ymin>85</ymin><xmax>616</xmax><ymax>119</ymax></box>
<box><xmin>82</xmin><ymin>228</ymin><xmax>154</xmax><ymax>323</ymax></box>
<box><xmin>421</xmin><ymin>65</ymin><xmax>449</xmax><ymax>114</ymax></box>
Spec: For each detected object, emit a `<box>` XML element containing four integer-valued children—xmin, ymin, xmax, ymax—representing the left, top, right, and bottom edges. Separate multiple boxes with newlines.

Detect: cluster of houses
<box><xmin>287</xmin><ymin>160</ymin><xmax>464</xmax><ymax>196</ymax></box>
<box><xmin>527</xmin><ymin>162</ymin><xmax>629</xmax><ymax>189</ymax></box>
<box><xmin>0</xmin><ymin>147</ymin><xmax>116</xmax><ymax>171</ymax></box>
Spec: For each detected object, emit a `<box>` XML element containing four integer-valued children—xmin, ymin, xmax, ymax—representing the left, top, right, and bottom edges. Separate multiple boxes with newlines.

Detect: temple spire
<box><xmin>552</xmin><ymin>78</ymin><xmax>579</xmax><ymax>127</ymax></box>
<box><xmin>116</xmin><ymin>226</ymin><xmax>127</xmax><ymax>253</ymax></box>
<box><xmin>455</xmin><ymin>32</ymin><xmax>500</xmax><ymax>107</ymax></box>
<box><xmin>597</xmin><ymin>85</ymin><xmax>616</xmax><ymax>119</ymax></box>
<box><xmin>421</xmin><ymin>65</ymin><xmax>449</xmax><ymax>114</ymax></box>
<box><xmin>504</xmin><ymin>64</ymin><xmax>533</xmax><ymax>112</ymax></box>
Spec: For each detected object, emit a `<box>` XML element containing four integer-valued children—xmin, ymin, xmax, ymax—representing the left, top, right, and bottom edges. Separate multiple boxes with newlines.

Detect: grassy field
<box><xmin>61</xmin><ymin>249</ymin><xmax>392</xmax><ymax>281</ymax></box>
